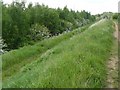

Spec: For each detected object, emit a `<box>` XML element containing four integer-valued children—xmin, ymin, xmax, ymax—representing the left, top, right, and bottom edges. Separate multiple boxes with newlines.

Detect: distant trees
<box><xmin>2</xmin><ymin>1</ymin><xmax>95</xmax><ymax>50</ymax></box>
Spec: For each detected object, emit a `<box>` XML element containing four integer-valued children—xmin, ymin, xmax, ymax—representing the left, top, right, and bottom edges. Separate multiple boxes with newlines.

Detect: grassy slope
<box><xmin>2</xmin><ymin>25</ymin><xmax>89</xmax><ymax>80</ymax></box>
<box><xmin>2</xmin><ymin>19</ymin><xmax>114</xmax><ymax>88</ymax></box>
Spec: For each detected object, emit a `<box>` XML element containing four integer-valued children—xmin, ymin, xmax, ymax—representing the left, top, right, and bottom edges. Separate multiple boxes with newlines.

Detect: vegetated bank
<box><xmin>2</xmin><ymin>25</ymin><xmax>89</xmax><ymax>80</ymax></box>
<box><xmin>2</xmin><ymin>19</ymin><xmax>114</xmax><ymax>88</ymax></box>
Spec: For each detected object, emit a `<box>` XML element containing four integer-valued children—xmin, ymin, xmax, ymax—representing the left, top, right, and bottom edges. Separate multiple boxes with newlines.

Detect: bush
<box><xmin>29</xmin><ymin>24</ymin><xmax>50</xmax><ymax>41</ymax></box>
<box><xmin>113</xmin><ymin>13</ymin><xmax>118</xmax><ymax>19</ymax></box>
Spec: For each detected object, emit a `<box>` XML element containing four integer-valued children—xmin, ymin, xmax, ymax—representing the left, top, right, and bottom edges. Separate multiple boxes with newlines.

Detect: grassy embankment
<box><xmin>2</xmin><ymin>19</ymin><xmax>114</xmax><ymax>88</ymax></box>
<box><xmin>2</xmin><ymin>25</ymin><xmax>89</xmax><ymax>80</ymax></box>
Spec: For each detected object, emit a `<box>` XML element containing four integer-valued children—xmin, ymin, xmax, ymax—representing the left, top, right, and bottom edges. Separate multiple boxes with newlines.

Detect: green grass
<box><xmin>2</xmin><ymin>20</ymin><xmax>114</xmax><ymax>88</ymax></box>
<box><xmin>119</xmin><ymin>41</ymin><xmax>120</xmax><ymax>88</ymax></box>
<box><xmin>2</xmin><ymin>25</ymin><xmax>89</xmax><ymax>80</ymax></box>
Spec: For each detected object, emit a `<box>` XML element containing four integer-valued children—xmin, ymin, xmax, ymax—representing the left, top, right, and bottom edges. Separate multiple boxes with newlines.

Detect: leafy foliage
<box><xmin>29</xmin><ymin>24</ymin><xmax>50</xmax><ymax>41</ymax></box>
<box><xmin>2</xmin><ymin>1</ymin><xmax>95</xmax><ymax>50</ymax></box>
<box><xmin>112</xmin><ymin>13</ymin><xmax>118</xmax><ymax>20</ymax></box>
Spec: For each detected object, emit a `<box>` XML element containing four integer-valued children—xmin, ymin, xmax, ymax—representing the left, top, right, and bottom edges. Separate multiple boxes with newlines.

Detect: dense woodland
<box><xmin>2</xmin><ymin>1</ymin><xmax>95</xmax><ymax>50</ymax></box>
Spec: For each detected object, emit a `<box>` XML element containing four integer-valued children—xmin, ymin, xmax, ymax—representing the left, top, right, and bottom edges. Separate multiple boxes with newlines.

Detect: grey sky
<box><xmin>2</xmin><ymin>0</ymin><xmax>119</xmax><ymax>15</ymax></box>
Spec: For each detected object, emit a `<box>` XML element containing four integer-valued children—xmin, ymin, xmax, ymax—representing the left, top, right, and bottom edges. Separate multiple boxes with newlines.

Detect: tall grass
<box><xmin>2</xmin><ymin>20</ymin><xmax>114</xmax><ymax>88</ymax></box>
<box><xmin>2</xmin><ymin>25</ymin><xmax>89</xmax><ymax>80</ymax></box>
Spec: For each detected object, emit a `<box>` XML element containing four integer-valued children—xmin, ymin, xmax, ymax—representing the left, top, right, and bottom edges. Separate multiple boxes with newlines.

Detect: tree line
<box><xmin>2</xmin><ymin>1</ymin><xmax>95</xmax><ymax>50</ymax></box>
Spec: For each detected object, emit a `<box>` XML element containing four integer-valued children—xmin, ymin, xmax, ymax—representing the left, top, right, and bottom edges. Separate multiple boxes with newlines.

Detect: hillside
<box><xmin>2</xmin><ymin>19</ymin><xmax>117</xmax><ymax>88</ymax></box>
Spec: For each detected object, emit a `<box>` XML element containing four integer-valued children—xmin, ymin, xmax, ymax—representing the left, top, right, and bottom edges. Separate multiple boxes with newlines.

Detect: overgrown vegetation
<box><xmin>2</xmin><ymin>20</ymin><xmax>114</xmax><ymax>88</ymax></box>
<box><xmin>1</xmin><ymin>0</ymin><xmax>117</xmax><ymax>88</ymax></box>
<box><xmin>2</xmin><ymin>1</ymin><xmax>95</xmax><ymax>50</ymax></box>
<box><xmin>112</xmin><ymin>13</ymin><xmax>118</xmax><ymax>20</ymax></box>
<box><xmin>2</xmin><ymin>25</ymin><xmax>89</xmax><ymax>80</ymax></box>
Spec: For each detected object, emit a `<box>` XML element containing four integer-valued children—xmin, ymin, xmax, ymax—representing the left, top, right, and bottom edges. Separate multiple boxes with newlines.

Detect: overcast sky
<box><xmin>2</xmin><ymin>0</ymin><xmax>119</xmax><ymax>15</ymax></box>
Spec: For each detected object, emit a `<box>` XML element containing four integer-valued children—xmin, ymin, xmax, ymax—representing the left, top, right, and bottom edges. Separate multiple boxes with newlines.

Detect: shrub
<box><xmin>29</xmin><ymin>24</ymin><xmax>50</xmax><ymax>41</ymax></box>
<box><xmin>113</xmin><ymin>13</ymin><xmax>118</xmax><ymax>20</ymax></box>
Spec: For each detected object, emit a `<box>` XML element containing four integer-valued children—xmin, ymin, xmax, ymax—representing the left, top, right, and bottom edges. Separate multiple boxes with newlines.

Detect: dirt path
<box><xmin>106</xmin><ymin>21</ymin><xmax>118</xmax><ymax>88</ymax></box>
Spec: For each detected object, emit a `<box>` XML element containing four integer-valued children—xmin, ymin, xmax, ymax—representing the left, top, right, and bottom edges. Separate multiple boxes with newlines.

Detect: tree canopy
<box><xmin>2</xmin><ymin>1</ymin><xmax>95</xmax><ymax>50</ymax></box>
